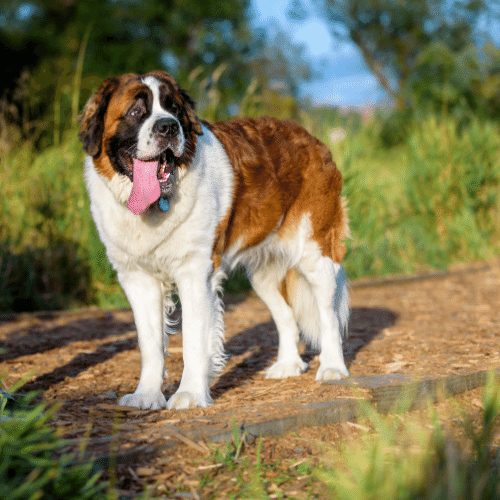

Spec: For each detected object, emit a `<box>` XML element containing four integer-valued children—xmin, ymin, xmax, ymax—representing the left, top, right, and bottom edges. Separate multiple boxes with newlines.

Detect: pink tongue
<box><xmin>127</xmin><ymin>159</ymin><xmax>161</xmax><ymax>215</ymax></box>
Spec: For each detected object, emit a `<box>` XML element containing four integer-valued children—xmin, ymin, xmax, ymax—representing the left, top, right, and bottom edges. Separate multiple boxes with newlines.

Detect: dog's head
<box><xmin>79</xmin><ymin>71</ymin><xmax>202</xmax><ymax>213</ymax></box>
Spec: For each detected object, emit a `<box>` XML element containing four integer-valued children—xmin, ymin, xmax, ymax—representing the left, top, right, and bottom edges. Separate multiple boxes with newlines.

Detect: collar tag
<box><xmin>158</xmin><ymin>196</ymin><xmax>170</xmax><ymax>212</ymax></box>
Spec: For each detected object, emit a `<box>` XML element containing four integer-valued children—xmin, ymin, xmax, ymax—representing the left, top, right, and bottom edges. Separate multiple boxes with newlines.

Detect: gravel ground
<box><xmin>1</xmin><ymin>261</ymin><xmax>499</xmax><ymax>496</ymax></box>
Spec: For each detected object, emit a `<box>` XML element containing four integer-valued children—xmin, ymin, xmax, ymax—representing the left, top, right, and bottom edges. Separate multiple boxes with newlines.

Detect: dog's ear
<box><xmin>79</xmin><ymin>77</ymin><xmax>119</xmax><ymax>157</ymax></box>
<box><xmin>180</xmin><ymin>88</ymin><xmax>203</xmax><ymax>136</ymax></box>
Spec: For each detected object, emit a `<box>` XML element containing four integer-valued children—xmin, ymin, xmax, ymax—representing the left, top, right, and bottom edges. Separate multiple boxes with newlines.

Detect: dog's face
<box><xmin>79</xmin><ymin>71</ymin><xmax>202</xmax><ymax>193</ymax></box>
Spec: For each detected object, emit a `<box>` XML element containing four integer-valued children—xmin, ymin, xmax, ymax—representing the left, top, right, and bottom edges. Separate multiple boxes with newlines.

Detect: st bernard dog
<box><xmin>79</xmin><ymin>70</ymin><xmax>350</xmax><ymax>410</ymax></box>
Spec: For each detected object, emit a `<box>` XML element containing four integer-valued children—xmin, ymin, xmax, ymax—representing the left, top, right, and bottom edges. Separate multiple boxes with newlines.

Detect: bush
<box><xmin>378</xmin><ymin>108</ymin><xmax>413</xmax><ymax>147</ymax></box>
<box><xmin>0</xmin><ymin>132</ymin><xmax>123</xmax><ymax>310</ymax></box>
<box><xmin>0</xmin><ymin>113</ymin><xmax>499</xmax><ymax>310</ymax></box>
<box><xmin>402</xmin><ymin>117</ymin><xmax>500</xmax><ymax>267</ymax></box>
<box><xmin>334</xmin><ymin>115</ymin><xmax>500</xmax><ymax>278</ymax></box>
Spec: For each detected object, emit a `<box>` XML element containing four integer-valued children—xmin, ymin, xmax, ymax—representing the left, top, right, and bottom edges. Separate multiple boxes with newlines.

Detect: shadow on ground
<box><xmin>0</xmin><ymin>313</ymin><xmax>134</xmax><ymax>363</ymax></box>
<box><xmin>212</xmin><ymin>306</ymin><xmax>397</xmax><ymax>398</ymax></box>
<box><xmin>1</xmin><ymin>306</ymin><xmax>396</xmax><ymax>397</ymax></box>
<box><xmin>0</xmin><ymin>314</ymin><xmax>135</xmax><ymax>392</ymax></box>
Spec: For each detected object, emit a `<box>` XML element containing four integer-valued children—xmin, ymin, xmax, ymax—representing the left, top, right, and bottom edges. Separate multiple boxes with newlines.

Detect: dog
<box><xmin>79</xmin><ymin>70</ymin><xmax>350</xmax><ymax>410</ymax></box>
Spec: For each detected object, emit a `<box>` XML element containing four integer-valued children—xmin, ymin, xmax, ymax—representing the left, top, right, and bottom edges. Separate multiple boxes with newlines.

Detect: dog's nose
<box><xmin>153</xmin><ymin>118</ymin><xmax>179</xmax><ymax>137</ymax></box>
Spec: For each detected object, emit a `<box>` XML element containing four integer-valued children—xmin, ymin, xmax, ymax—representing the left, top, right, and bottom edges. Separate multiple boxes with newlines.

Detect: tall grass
<box><xmin>0</xmin><ymin>132</ymin><xmax>123</xmax><ymax>310</ymax></box>
<box><xmin>0</xmin><ymin>81</ymin><xmax>499</xmax><ymax>310</ymax></box>
<box><xmin>327</xmin><ymin>116</ymin><xmax>500</xmax><ymax>277</ymax></box>
<box><xmin>187</xmin><ymin>374</ymin><xmax>499</xmax><ymax>498</ymax></box>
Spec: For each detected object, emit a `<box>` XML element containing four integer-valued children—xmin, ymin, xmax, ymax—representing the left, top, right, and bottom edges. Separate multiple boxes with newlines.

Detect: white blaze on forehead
<box><xmin>143</xmin><ymin>76</ymin><xmax>169</xmax><ymax>117</ymax></box>
<box><xmin>135</xmin><ymin>76</ymin><xmax>184</xmax><ymax>160</ymax></box>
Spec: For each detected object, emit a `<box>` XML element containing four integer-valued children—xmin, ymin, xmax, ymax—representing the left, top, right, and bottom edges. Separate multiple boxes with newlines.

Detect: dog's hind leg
<box><xmin>298</xmin><ymin>255</ymin><xmax>349</xmax><ymax>381</ymax></box>
<box><xmin>249</xmin><ymin>262</ymin><xmax>307</xmax><ymax>378</ymax></box>
<box><xmin>118</xmin><ymin>270</ymin><xmax>167</xmax><ymax>410</ymax></box>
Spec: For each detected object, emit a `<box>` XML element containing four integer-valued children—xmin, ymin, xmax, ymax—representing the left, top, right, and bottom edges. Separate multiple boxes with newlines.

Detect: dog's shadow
<box><xmin>211</xmin><ymin>306</ymin><xmax>397</xmax><ymax>398</ymax></box>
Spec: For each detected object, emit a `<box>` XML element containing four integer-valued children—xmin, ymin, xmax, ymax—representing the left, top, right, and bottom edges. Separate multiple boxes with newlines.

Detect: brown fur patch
<box><xmin>208</xmin><ymin>117</ymin><xmax>348</xmax><ymax>265</ymax></box>
<box><xmin>96</xmin><ymin>76</ymin><xmax>145</xmax><ymax>178</ymax></box>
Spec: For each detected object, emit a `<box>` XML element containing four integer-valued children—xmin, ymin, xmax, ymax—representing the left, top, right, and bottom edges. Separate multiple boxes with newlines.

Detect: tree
<box><xmin>309</xmin><ymin>0</ymin><xmax>495</xmax><ymax>111</ymax></box>
<box><xmin>0</xmin><ymin>0</ymin><xmax>312</xmax><ymax>139</ymax></box>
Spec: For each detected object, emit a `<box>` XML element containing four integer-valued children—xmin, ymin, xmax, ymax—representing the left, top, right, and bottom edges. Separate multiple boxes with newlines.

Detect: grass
<box><xmin>316</xmin><ymin>376</ymin><xmax>499</xmax><ymax>500</ymax></box>
<box><xmin>327</xmin><ymin>116</ymin><xmax>500</xmax><ymax>278</ymax></box>
<box><xmin>0</xmin><ymin>132</ymin><xmax>123</xmax><ymax>310</ymax></box>
<box><xmin>178</xmin><ymin>374</ymin><xmax>499</xmax><ymax>499</ymax></box>
<box><xmin>2</xmin><ymin>374</ymin><xmax>497</xmax><ymax>498</ymax></box>
<box><xmin>0</xmin><ymin>384</ymin><xmax>107</xmax><ymax>499</ymax></box>
<box><xmin>315</xmin><ymin>378</ymin><xmax>499</xmax><ymax>499</ymax></box>
<box><xmin>0</xmin><ymin>106</ymin><xmax>499</xmax><ymax>310</ymax></box>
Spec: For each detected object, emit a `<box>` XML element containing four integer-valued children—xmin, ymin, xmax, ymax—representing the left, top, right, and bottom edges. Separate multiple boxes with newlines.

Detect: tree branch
<box><xmin>350</xmin><ymin>30</ymin><xmax>400</xmax><ymax>103</ymax></box>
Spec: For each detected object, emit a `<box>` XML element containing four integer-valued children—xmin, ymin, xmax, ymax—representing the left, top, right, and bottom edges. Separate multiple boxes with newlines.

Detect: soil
<box><xmin>1</xmin><ymin>261</ymin><xmax>499</xmax><ymax>497</ymax></box>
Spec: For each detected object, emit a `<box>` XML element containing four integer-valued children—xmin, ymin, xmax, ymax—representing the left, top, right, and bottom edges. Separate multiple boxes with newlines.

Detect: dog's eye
<box><xmin>127</xmin><ymin>100</ymin><xmax>146</xmax><ymax>118</ymax></box>
<box><xmin>162</xmin><ymin>96</ymin><xmax>178</xmax><ymax>114</ymax></box>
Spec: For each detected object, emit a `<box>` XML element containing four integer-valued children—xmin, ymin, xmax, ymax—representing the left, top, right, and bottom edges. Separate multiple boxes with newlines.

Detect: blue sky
<box><xmin>252</xmin><ymin>0</ymin><xmax>387</xmax><ymax>106</ymax></box>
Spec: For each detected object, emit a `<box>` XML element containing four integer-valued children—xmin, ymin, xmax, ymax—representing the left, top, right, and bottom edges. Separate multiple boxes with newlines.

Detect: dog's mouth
<box><xmin>125</xmin><ymin>148</ymin><xmax>177</xmax><ymax>215</ymax></box>
<box><xmin>121</xmin><ymin>148</ymin><xmax>176</xmax><ymax>183</ymax></box>
<box><xmin>155</xmin><ymin>148</ymin><xmax>176</xmax><ymax>192</ymax></box>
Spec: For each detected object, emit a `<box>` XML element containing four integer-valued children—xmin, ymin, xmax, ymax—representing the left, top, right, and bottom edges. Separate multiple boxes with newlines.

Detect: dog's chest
<box><xmin>94</xmin><ymin>198</ymin><xmax>210</xmax><ymax>275</ymax></box>
<box><xmin>84</xmin><ymin>127</ymin><xmax>234</xmax><ymax>278</ymax></box>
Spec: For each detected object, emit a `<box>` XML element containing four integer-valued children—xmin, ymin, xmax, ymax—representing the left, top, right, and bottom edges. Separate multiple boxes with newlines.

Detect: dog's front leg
<box><xmin>117</xmin><ymin>270</ymin><xmax>167</xmax><ymax>410</ymax></box>
<box><xmin>167</xmin><ymin>265</ymin><xmax>214</xmax><ymax>409</ymax></box>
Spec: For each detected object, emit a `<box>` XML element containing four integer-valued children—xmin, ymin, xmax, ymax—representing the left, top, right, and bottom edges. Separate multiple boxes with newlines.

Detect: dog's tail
<box><xmin>333</xmin><ymin>264</ymin><xmax>349</xmax><ymax>339</ymax></box>
<box><xmin>285</xmin><ymin>264</ymin><xmax>349</xmax><ymax>348</ymax></box>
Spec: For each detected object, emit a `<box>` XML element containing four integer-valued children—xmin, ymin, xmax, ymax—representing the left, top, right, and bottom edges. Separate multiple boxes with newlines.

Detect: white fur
<box><xmin>85</xmin><ymin>77</ymin><xmax>349</xmax><ymax>410</ymax></box>
<box><xmin>136</xmin><ymin>76</ymin><xmax>184</xmax><ymax>159</ymax></box>
<box><xmin>86</xmin><ymin>119</ymin><xmax>233</xmax><ymax>409</ymax></box>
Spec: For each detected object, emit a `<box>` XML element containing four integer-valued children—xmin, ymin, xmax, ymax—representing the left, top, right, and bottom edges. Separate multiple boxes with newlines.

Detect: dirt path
<box><xmin>1</xmin><ymin>261</ymin><xmax>499</xmax><ymax>494</ymax></box>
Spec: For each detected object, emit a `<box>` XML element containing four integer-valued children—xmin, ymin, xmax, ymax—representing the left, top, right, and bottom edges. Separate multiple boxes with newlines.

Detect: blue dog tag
<box><xmin>158</xmin><ymin>196</ymin><xmax>170</xmax><ymax>212</ymax></box>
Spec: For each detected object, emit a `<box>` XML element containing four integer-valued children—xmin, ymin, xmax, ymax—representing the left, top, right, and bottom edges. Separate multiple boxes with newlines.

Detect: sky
<box><xmin>252</xmin><ymin>0</ymin><xmax>387</xmax><ymax>106</ymax></box>
<box><xmin>252</xmin><ymin>0</ymin><xmax>500</xmax><ymax>107</ymax></box>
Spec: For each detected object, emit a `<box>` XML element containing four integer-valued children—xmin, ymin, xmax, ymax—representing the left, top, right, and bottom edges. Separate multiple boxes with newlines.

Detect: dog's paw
<box><xmin>119</xmin><ymin>391</ymin><xmax>167</xmax><ymax>410</ymax></box>
<box><xmin>265</xmin><ymin>358</ymin><xmax>308</xmax><ymax>379</ymax></box>
<box><xmin>315</xmin><ymin>364</ymin><xmax>349</xmax><ymax>382</ymax></box>
<box><xmin>167</xmin><ymin>391</ymin><xmax>212</xmax><ymax>410</ymax></box>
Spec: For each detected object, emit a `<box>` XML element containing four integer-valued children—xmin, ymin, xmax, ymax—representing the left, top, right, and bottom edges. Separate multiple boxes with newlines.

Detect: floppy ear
<box><xmin>180</xmin><ymin>89</ymin><xmax>203</xmax><ymax>136</ymax></box>
<box><xmin>79</xmin><ymin>77</ymin><xmax>119</xmax><ymax>157</ymax></box>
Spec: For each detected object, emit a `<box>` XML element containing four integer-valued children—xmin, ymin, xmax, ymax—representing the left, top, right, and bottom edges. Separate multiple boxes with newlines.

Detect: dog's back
<box><xmin>209</xmin><ymin>117</ymin><xmax>348</xmax><ymax>268</ymax></box>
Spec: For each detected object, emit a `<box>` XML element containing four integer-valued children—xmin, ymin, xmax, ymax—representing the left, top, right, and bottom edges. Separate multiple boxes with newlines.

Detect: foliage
<box><xmin>313</xmin><ymin>113</ymin><xmax>500</xmax><ymax>278</ymax></box>
<box><xmin>0</xmin><ymin>0</ymin><xmax>310</xmax><ymax>145</ymax></box>
<box><xmin>0</xmin><ymin>107</ymin><xmax>499</xmax><ymax>310</ymax></box>
<box><xmin>0</xmin><ymin>0</ymin><xmax>256</xmax><ymax>95</ymax></box>
<box><xmin>402</xmin><ymin>118</ymin><xmax>500</xmax><ymax>266</ymax></box>
<box><xmin>0</xmin><ymin>388</ymin><xmax>106</xmax><ymax>499</ymax></box>
<box><xmin>0</xmin><ymin>132</ymin><xmax>121</xmax><ymax>310</ymax></box>
<box><xmin>309</xmin><ymin>0</ymin><xmax>499</xmax><ymax>116</ymax></box>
